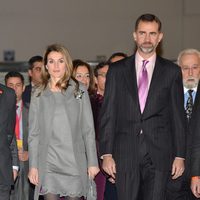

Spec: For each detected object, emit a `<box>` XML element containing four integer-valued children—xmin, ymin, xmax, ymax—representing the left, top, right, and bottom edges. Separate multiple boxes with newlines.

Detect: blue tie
<box><xmin>185</xmin><ymin>89</ymin><xmax>193</xmax><ymax>120</ymax></box>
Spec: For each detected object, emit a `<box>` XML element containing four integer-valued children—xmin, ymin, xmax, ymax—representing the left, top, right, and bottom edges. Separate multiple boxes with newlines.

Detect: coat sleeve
<box><xmin>28</xmin><ymin>93</ymin><xmax>40</xmax><ymax>169</ymax></box>
<box><xmin>81</xmin><ymin>88</ymin><xmax>98</xmax><ymax>168</ymax></box>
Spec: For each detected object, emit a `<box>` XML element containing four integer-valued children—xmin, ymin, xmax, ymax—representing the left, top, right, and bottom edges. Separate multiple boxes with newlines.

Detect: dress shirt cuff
<box><xmin>192</xmin><ymin>176</ymin><xmax>200</xmax><ymax>181</ymax></box>
<box><xmin>100</xmin><ymin>154</ymin><xmax>112</xmax><ymax>159</ymax></box>
<box><xmin>13</xmin><ymin>166</ymin><xmax>19</xmax><ymax>171</ymax></box>
<box><xmin>175</xmin><ymin>157</ymin><xmax>185</xmax><ymax>160</ymax></box>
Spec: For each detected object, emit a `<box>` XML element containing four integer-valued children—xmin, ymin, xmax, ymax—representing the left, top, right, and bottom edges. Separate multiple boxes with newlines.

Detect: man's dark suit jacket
<box><xmin>0</xmin><ymin>84</ymin><xmax>18</xmax><ymax>186</ymax></box>
<box><xmin>190</xmin><ymin>83</ymin><xmax>200</xmax><ymax>177</ymax></box>
<box><xmin>99</xmin><ymin>54</ymin><xmax>186</xmax><ymax>173</ymax></box>
<box><xmin>22</xmin><ymin>84</ymin><xmax>32</xmax><ymax>104</ymax></box>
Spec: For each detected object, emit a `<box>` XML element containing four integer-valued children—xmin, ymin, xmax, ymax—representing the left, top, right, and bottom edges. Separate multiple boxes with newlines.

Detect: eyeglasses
<box><xmin>181</xmin><ymin>65</ymin><xmax>200</xmax><ymax>72</ymax></box>
<box><xmin>75</xmin><ymin>73</ymin><xmax>90</xmax><ymax>79</ymax></box>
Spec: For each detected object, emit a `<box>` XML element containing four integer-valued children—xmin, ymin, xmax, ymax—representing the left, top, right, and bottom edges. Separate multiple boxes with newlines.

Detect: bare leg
<box><xmin>43</xmin><ymin>193</ymin><xmax>59</xmax><ymax>200</ymax></box>
<box><xmin>65</xmin><ymin>196</ymin><xmax>83</xmax><ymax>200</ymax></box>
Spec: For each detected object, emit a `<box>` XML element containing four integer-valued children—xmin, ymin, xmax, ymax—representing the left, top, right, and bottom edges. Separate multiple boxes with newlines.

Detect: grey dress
<box><xmin>40</xmin><ymin>92</ymin><xmax>83</xmax><ymax>197</ymax></box>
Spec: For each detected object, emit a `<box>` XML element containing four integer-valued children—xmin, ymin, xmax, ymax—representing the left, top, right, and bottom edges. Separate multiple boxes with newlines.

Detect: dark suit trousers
<box><xmin>166</xmin><ymin>172</ymin><xmax>198</xmax><ymax>200</ymax></box>
<box><xmin>104</xmin><ymin>179</ymin><xmax>118</xmax><ymax>200</ymax></box>
<box><xmin>116</xmin><ymin>134</ymin><xmax>170</xmax><ymax>200</ymax></box>
<box><xmin>0</xmin><ymin>185</ymin><xmax>11</xmax><ymax>200</ymax></box>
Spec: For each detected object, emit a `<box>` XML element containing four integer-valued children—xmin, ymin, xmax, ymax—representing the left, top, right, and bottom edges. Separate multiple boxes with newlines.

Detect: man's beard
<box><xmin>138</xmin><ymin>42</ymin><xmax>157</xmax><ymax>54</ymax></box>
<box><xmin>183</xmin><ymin>77</ymin><xmax>199</xmax><ymax>89</ymax></box>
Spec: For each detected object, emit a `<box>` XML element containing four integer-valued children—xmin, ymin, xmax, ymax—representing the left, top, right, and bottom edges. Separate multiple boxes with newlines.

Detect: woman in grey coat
<box><xmin>28</xmin><ymin>44</ymin><xmax>99</xmax><ymax>200</ymax></box>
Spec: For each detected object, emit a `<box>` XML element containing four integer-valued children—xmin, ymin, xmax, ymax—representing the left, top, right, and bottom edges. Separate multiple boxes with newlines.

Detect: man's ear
<box><xmin>28</xmin><ymin>69</ymin><xmax>32</xmax><ymax>77</ymax></box>
<box><xmin>22</xmin><ymin>85</ymin><xmax>25</xmax><ymax>92</ymax></box>
<box><xmin>158</xmin><ymin>32</ymin><xmax>163</xmax><ymax>43</ymax></box>
<box><xmin>94</xmin><ymin>76</ymin><xmax>98</xmax><ymax>85</ymax></box>
<box><xmin>133</xmin><ymin>32</ymin><xmax>137</xmax><ymax>41</ymax></box>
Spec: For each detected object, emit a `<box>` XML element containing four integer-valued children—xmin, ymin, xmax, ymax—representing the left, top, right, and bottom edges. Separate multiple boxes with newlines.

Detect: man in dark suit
<box><xmin>166</xmin><ymin>49</ymin><xmax>200</xmax><ymax>200</ymax></box>
<box><xmin>179</xmin><ymin>50</ymin><xmax>200</xmax><ymax>199</ymax></box>
<box><xmin>22</xmin><ymin>55</ymin><xmax>43</xmax><ymax>104</ymax></box>
<box><xmin>99</xmin><ymin>13</ymin><xmax>186</xmax><ymax>200</ymax></box>
<box><xmin>5</xmin><ymin>71</ymin><xmax>30</xmax><ymax>200</ymax></box>
<box><xmin>0</xmin><ymin>83</ymin><xmax>18</xmax><ymax>200</ymax></box>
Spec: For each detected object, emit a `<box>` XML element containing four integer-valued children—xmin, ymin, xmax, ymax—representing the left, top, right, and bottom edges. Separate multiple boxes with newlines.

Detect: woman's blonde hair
<box><xmin>42</xmin><ymin>44</ymin><xmax>78</xmax><ymax>91</ymax></box>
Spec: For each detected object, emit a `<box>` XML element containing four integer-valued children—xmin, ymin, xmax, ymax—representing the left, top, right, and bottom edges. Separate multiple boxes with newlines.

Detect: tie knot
<box><xmin>142</xmin><ymin>60</ymin><xmax>149</xmax><ymax>69</ymax></box>
<box><xmin>188</xmin><ymin>89</ymin><xmax>193</xmax><ymax>96</ymax></box>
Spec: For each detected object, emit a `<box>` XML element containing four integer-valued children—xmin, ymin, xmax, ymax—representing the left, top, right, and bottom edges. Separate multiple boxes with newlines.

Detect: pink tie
<box><xmin>138</xmin><ymin>60</ymin><xmax>149</xmax><ymax>113</ymax></box>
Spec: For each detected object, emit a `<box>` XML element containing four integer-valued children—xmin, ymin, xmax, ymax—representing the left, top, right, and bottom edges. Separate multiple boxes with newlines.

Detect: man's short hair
<box><xmin>135</xmin><ymin>13</ymin><xmax>162</xmax><ymax>32</ymax></box>
<box><xmin>94</xmin><ymin>62</ymin><xmax>109</xmax><ymax>77</ymax></box>
<box><xmin>28</xmin><ymin>55</ymin><xmax>43</xmax><ymax>70</ymax></box>
<box><xmin>177</xmin><ymin>49</ymin><xmax>200</xmax><ymax>66</ymax></box>
<box><xmin>107</xmin><ymin>52</ymin><xmax>127</xmax><ymax>63</ymax></box>
<box><xmin>5</xmin><ymin>71</ymin><xmax>24</xmax><ymax>85</ymax></box>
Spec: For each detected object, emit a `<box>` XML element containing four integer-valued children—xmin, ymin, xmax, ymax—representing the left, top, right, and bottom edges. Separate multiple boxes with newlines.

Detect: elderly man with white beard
<box><xmin>167</xmin><ymin>48</ymin><xmax>200</xmax><ymax>200</ymax></box>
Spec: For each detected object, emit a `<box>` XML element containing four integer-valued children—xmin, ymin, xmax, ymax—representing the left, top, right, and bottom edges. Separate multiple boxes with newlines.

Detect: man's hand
<box><xmin>18</xmin><ymin>149</ymin><xmax>29</xmax><ymax>161</ymax></box>
<box><xmin>102</xmin><ymin>155</ymin><xmax>116</xmax><ymax>180</ymax></box>
<box><xmin>108</xmin><ymin>177</ymin><xmax>116</xmax><ymax>184</ymax></box>
<box><xmin>28</xmin><ymin>168</ymin><xmax>39</xmax><ymax>186</ymax></box>
<box><xmin>191</xmin><ymin>177</ymin><xmax>200</xmax><ymax>198</ymax></box>
<box><xmin>171</xmin><ymin>158</ymin><xmax>185</xmax><ymax>179</ymax></box>
<box><xmin>13</xmin><ymin>169</ymin><xmax>18</xmax><ymax>181</ymax></box>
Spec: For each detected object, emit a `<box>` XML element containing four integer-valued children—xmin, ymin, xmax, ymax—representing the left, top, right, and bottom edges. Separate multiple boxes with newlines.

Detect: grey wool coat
<box><xmin>28</xmin><ymin>79</ymin><xmax>98</xmax><ymax>200</ymax></box>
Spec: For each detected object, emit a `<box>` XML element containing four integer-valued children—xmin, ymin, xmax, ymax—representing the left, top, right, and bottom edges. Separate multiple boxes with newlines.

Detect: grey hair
<box><xmin>177</xmin><ymin>48</ymin><xmax>200</xmax><ymax>65</ymax></box>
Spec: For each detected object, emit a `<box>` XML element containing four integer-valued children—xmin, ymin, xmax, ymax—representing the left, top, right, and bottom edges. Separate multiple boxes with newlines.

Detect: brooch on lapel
<box><xmin>0</xmin><ymin>89</ymin><xmax>3</xmax><ymax>94</ymax></box>
<box><xmin>74</xmin><ymin>89</ymin><xmax>84</xmax><ymax>100</ymax></box>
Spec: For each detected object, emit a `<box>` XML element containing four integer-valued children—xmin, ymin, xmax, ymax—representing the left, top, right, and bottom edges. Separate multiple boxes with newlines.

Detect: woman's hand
<box><xmin>28</xmin><ymin>167</ymin><xmax>39</xmax><ymax>186</ymax></box>
<box><xmin>88</xmin><ymin>166</ymin><xmax>100</xmax><ymax>179</ymax></box>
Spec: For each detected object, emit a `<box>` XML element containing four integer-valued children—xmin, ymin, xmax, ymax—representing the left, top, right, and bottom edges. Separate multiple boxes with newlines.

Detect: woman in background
<box><xmin>72</xmin><ymin>59</ymin><xmax>95</xmax><ymax>95</ymax></box>
<box><xmin>28</xmin><ymin>44</ymin><xmax>99</xmax><ymax>200</ymax></box>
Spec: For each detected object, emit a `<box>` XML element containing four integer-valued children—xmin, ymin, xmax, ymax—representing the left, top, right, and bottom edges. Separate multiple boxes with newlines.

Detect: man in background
<box><xmin>90</xmin><ymin>62</ymin><xmax>109</xmax><ymax>200</ymax></box>
<box><xmin>5</xmin><ymin>71</ymin><xmax>30</xmax><ymax>200</ymax></box>
<box><xmin>22</xmin><ymin>55</ymin><xmax>43</xmax><ymax>103</ymax></box>
<box><xmin>107</xmin><ymin>52</ymin><xmax>127</xmax><ymax>63</ymax></box>
<box><xmin>0</xmin><ymin>83</ymin><xmax>18</xmax><ymax>200</ymax></box>
<box><xmin>167</xmin><ymin>48</ymin><xmax>200</xmax><ymax>200</ymax></box>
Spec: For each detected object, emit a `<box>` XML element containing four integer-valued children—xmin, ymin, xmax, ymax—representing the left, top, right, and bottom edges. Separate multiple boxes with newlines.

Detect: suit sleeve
<box><xmin>7</xmin><ymin>91</ymin><xmax>19</xmax><ymax>167</ymax></box>
<box><xmin>191</xmin><ymin>108</ymin><xmax>200</xmax><ymax>176</ymax></box>
<box><xmin>170</xmin><ymin>67</ymin><xmax>186</xmax><ymax>158</ymax></box>
<box><xmin>99</xmin><ymin>65</ymin><xmax>118</xmax><ymax>156</ymax></box>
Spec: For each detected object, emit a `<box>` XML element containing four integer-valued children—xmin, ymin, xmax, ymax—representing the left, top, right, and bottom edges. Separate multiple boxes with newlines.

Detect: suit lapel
<box><xmin>143</xmin><ymin>56</ymin><xmax>165</xmax><ymax>116</ymax></box>
<box><xmin>22</xmin><ymin>103</ymin><xmax>29</xmax><ymax>150</ymax></box>
<box><xmin>122</xmin><ymin>55</ymin><xmax>141</xmax><ymax>114</ymax></box>
<box><xmin>190</xmin><ymin>82</ymin><xmax>200</xmax><ymax>125</ymax></box>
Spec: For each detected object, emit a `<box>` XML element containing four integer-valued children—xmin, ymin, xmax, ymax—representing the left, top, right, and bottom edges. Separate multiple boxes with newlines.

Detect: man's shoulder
<box><xmin>157</xmin><ymin>55</ymin><xmax>178</xmax><ymax>67</ymax></box>
<box><xmin>109</xmin><ymin>55</ymin><xmax>135</xmax><ymax>71</ymax></box>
